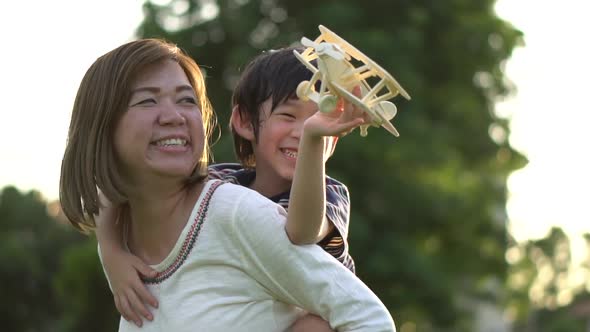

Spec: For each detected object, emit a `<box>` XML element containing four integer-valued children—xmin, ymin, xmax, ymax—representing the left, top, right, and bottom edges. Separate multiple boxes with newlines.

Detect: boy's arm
<box><xmin>285</xmin><ymin>133</ymin><xmax>331</xmax><ymax>244</ymax></box>
<box><xmin>95</xmin><ymin>195</ymin><xmax>124</xmax><ymax>258</ymax></box>
<box><xmin>286</xmin><ymin>90</ymin><xmax>365</xmax><ymax>244</ymax></box>
<box><xmin>95</xmin><ymin>195</ymin><xmax>158</xmax><ymax>327</ymax></box>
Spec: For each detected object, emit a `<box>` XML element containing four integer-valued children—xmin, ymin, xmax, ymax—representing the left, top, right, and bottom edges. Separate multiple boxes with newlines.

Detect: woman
<box><xmin>60</xmin><ymin>38</ymin><xmax>395</xmax><ymax>332</ymax></box>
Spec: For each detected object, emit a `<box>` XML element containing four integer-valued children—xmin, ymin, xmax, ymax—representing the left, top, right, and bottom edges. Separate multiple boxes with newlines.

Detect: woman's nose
<box><xmin>158</xmin><ymin>102</ymin><xmax>186</xmax><ymax>126</ymax></box>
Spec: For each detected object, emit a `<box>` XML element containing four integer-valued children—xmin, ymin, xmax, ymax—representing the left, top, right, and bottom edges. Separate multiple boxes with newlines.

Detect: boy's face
<box><xmin>252</xmin><ymin>98</ymin><xmax>335</xmax><ymax>188</ymax></box>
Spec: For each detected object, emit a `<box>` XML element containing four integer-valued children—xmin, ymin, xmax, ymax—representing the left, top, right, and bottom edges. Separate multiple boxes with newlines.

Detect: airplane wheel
<box><xmin>376</xmin><ymin>101</ymin><xmax>397</xmax><ymax>120</ymax></box>
<box><xmin>319</xmin><ymin>95</ymin><xmax>338</xmax><ymax>113</ymax></box>
<box><xmin>296</xmin><ymin>81</ymin><xmax>311</xmax><ymax>101</ymax></box>
<box><xmin>360</xmin><ymin>124</ymin><xmax>369</xmax><ymax>137</ymax></box>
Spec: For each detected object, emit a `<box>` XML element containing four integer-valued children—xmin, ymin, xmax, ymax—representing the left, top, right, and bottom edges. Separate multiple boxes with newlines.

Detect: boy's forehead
<box><xmin>271</xmin><ymin>98</ymin><xmax>319</xmax><ymax>113</ymax></box>
<box><xmin>279</xmin><ymin>98</ymin><xmax>302</xmax><ymax>106</ymax></box>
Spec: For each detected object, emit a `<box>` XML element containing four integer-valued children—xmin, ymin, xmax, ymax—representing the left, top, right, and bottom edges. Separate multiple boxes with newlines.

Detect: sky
<box><xmin>0</xmin><ymin>0</ymin><xmax>144</xmax><ymax>202</ymax></box>
<box><xmin>494</xmin><ymin>0</ymin><xmax>590</xmax><ymax>248</ymax></box>
<box><xmin>0</xmin><ymin>1</ymin><xmax>588</xmax><ymax>249</ymax></box>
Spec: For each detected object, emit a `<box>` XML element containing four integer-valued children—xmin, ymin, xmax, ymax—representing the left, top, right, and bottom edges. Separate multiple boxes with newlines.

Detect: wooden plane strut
<box><xmin>293</xmin><ymin>25</ymin><xmax>411</xmax><ymax>138</ymax></box>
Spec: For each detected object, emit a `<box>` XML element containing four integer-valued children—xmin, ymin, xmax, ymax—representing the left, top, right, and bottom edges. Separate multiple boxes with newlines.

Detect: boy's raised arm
<box><xmin>286</xmin><ymin>90</ymin><xmax>365</xmax><ymax>244</ymax></box>
<box><xmin>285</xmin><ymin>131</ymin><xmax>330</xmax><ymax>244</ymax></box>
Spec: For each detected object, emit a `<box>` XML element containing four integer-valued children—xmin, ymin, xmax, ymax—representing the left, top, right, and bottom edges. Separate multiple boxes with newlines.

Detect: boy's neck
<box><xmin>249</xmin><ymin>174</ymin><xmax>291</xmax><ymax>198</ymax></box>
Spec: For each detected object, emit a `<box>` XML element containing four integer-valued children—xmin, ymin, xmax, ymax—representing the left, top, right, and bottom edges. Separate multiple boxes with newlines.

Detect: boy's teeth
<box><xmin>156</xmin><ymin>138</ymin><xmax>187</xmax><ymax>146</ymax></box>
<box><xmin>283</xmin><ymin>149</ymin><xmax>297</xmax><ymax>158</ymax></box>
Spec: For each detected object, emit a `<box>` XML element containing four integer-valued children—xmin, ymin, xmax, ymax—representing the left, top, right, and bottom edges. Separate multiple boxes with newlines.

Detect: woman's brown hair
<box><xmin>60</xmin><ymin>38</ymin><xmax>215</xmax><ymax>232</ymax></box>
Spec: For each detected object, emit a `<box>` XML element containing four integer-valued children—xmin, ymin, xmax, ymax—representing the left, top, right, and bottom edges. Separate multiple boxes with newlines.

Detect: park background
<box><xmin>1</xmin><ymin>0</ymin><xmax>589</xmax><ymax>331</ymax></box>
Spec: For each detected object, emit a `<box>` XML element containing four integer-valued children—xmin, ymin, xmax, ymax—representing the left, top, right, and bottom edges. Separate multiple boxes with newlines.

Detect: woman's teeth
<box><xmin>156</xmin><ymin>138</ymin><xmax>187</xmax><ymax>146</ymax></box>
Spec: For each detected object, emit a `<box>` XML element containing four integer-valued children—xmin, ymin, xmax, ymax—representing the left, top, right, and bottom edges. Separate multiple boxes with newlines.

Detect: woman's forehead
<box><xmin>131</xmin><ymin>60</ymin><xmax>191</xmax><ymax>88</ymax></box>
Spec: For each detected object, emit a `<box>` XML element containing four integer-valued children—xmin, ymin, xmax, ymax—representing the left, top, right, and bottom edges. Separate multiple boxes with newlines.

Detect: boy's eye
<box><xmin>276</xmin><ymin>112</ymin><xmax>296</xmax><ymax>119</ymax></box>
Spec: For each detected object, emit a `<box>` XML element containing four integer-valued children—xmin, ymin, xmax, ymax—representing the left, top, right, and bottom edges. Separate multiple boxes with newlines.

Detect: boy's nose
<box><xmin>291</xmin><ymin>120</ymin><xmax>305</xmax><ymax>138</ymax></box>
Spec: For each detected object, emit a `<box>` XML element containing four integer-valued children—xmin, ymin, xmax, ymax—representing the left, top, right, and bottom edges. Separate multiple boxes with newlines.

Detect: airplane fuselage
<box><xmin>317</xmin><ymin>55</ymin><xmax>359</xmax><ymax>91</ymax></box>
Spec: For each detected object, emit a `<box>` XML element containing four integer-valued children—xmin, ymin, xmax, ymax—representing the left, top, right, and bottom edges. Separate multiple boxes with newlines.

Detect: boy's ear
<box><xmin>230</xmin><ymin>105</ymin><xmax>255</xmax><ymax>141</ymax></box>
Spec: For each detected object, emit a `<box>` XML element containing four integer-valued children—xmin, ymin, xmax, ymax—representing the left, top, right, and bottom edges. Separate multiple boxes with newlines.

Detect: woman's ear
<box><xmin>230</xmin><ymin>105</ymin><xmax>255</xmax><ymax>141</ymax></box>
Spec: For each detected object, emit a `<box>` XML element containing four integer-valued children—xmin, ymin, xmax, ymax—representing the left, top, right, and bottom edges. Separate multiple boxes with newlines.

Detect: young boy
<box><xmin>97</xmin><ymin>47</ymin><xmax>367</xmax><ymax>328</ymax></box>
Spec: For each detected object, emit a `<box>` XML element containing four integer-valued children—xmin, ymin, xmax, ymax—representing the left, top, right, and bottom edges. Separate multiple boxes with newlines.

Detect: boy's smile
<box><xmin>250</xmin><ymin>98</ymin><xmax>318</xmax><ymax>195</ymax></box>
<box><xmin>280</xmin><ymin>148</ymin><xmax>298</xmax><ymax>159</ymax></box>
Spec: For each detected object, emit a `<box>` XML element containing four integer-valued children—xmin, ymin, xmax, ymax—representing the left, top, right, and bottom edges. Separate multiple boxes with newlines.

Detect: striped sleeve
<box><xmin>321</xmin><ymin>177</ymin><xmax>355</xmax><ymax>273</ymax></box>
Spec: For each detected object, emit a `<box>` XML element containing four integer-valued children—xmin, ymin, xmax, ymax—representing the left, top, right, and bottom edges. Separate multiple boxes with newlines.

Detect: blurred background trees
<box><xmin>2</xmin><ymin>0</ymin><xmax>588</xmax><ymax>331</ymax></box>
<box><xmin>0</xmin><ymin>186</ymin><xmax>118</xmax><ymax>331</ymax></box>
<box><xmin>136</xmin><ymin>0</ymin><xmax>526</xmax><ymax>330</ymax></box>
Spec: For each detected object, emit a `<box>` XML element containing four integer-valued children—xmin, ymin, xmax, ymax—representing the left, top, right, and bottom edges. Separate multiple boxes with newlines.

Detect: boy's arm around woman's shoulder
<box><xmin>225</xmin><ymin>185</ymin><xmax>396</xmax><ymax>332</ymax></box>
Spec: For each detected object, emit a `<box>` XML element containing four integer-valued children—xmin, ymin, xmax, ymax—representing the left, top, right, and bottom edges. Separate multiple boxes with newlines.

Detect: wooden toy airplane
<box><xmin>293</xmin><ymin>25</ymin><xmax>411</xmax><ymax>137</ymax></box>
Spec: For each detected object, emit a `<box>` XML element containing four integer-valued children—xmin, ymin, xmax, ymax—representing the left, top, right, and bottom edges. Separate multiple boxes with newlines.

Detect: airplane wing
<box><xmin>330</xmin><ymin>81</ymin><xmax>400</xmax><ymax>137</ymax></box>
<box><xmin>318</xmin><ymin>25</ymin><xmax>411</xmax><ymax>100</ymax></box>
<box><xmin>296</xmin><ymin>25</ymin><xmax>409</xmax><ymax>138</ymax></box>
<box><xmin>293</xmin><ymin>48</ymin><xmax>319</xmax><ymax>74</ymax></box>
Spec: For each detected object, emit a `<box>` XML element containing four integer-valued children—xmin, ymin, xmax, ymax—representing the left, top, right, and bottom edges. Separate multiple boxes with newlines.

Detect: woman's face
<box><xmin>113</xmin><ymin>59</ymin><xmax>205</xmax><ymax>184</ymax></box>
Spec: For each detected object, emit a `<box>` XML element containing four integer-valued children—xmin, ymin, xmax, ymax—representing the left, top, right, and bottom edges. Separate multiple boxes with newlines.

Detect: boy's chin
<box><xmin>277</xmin><ymin>170</ymin><xmax>294</xmax><ymax>183</ymax></box>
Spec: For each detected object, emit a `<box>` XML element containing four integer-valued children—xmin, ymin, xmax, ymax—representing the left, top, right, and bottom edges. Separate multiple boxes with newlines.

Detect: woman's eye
<box><xmin>179</xmin><ymin>97</ymin><xmax>197</xmax><ymax>104</ymax></box>
<box><xmin>132</xmin><ymin>98</ymin><xmax>156</xmax><ymax>106</ymax></box>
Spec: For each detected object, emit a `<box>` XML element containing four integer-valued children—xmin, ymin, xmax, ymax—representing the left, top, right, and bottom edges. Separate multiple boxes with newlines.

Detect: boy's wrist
<box><xmin>301</xmin><ymin>129</ymin><xmax>326</xmax><ymax>148</ymax></box>
<box><xmin>302</xmin><ymin>120</ymin><xmax>329</xmax><ymax>140</ymax></box>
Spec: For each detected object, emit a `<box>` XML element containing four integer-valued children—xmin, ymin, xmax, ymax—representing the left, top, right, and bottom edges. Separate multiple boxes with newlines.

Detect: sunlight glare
<box><xmin>496</xmin><ymin>0</ymin><xmax>590</xmax><ymax>249</ymax></box>
<box><xmin>0</xmin><ymin>0</ymin><xmax>144</xmax><ymax>201</ymax></box>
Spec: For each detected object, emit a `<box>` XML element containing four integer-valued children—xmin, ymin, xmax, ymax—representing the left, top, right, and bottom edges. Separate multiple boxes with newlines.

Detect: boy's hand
<box><xmin>303</xmin><ymin>86</ymin><xmax>368</xmax><ymax>139</ymax></box>
<box><xmin>101</xmin><ymin>246</ymin><xmax>159</xmax><ymax>327</ymax></box>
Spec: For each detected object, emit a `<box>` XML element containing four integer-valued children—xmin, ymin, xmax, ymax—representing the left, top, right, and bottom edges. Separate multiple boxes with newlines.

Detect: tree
<box><xmin>506</xmin><ymin>227</ymin><xmax>589</xmax><ymax>331</ymax></box>
<box><xmin>0</xmin><ymin>186</ymin><xmax>119</xmax><ymax>331</ymax></box>
<box><xmin>0</xmin><ymin>186</ymin><xmax>82</xmax><ymax>330</ymax></box>
<box><xmin>136</xmin><ymin>1</ymin><xmax>526</xmax><ymax>329</ymax></box>
<box><xmin>53</xmin><ymin>237</ymin><xmax>119</xmax><ymax>332</ymax></box>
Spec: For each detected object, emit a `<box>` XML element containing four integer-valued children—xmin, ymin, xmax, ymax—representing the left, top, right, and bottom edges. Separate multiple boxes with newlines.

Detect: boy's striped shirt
<box><xmin>208</xmin><ymin>163</ymin><xmax>355</xmax><ymax>273</ymax></box>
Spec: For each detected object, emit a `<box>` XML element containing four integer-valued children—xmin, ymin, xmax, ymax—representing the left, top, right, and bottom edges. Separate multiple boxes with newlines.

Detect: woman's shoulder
<box><xmin>207</xmin><ymin>180</ymin><xmax>273</xmax><ymax>210</ymax></box>
<box><xmin>209</xmin><ymin>180</ymin><xmax>285</xmax><ymax>222</ymax></box>
<box><xmin>211</xmin><ymin>179</ymin><xmax>255</xmax><ymax>198</ymax></box>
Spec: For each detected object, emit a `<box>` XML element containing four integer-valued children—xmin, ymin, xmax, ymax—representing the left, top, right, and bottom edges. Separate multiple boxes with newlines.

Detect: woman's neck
<box><xmin>125</xmin><ymin>180</ymin><xmax>205</xmax><ymax>265</ymax></box>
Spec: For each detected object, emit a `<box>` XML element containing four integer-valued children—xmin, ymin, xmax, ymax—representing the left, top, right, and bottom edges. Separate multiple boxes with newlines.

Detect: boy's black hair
<box><xmin>231</xmin><ymin>46</ymin><xmax>316</xmax><ymax>167</ymax></box>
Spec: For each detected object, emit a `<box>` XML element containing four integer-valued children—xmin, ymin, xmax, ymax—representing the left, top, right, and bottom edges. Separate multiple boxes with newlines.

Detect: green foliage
<box><xmin>0</xmin><ymin>186</ymin><xmax>118</xmax><ymax>331</ymax></box>
<box><xmin>525</xmin><ymin>291</ymin><xmax>590</xmax><ymax>332</ymax></box>
<box><xmin>506</xmin><ymin>228</ymin><xmax>590</xmax><ymax>331</ymax></box>
<box><xmin>536</xmin><ymin>310</ymin><xmax>586</xmax><ymax>332</ymax></box>
<box><xmin>136</xmin><ymin>0</ymin><xmax>526</xmax><ymax>329</ymax></box>
<box><xmin>54</xmin><ymin>237</ymin><xmax>119</xmax><ymax>332</ymax></box>
<box><xmin>0</xmin><ymin>186</ymin><xmax>82</xmax><ymax>330</ymax></box>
